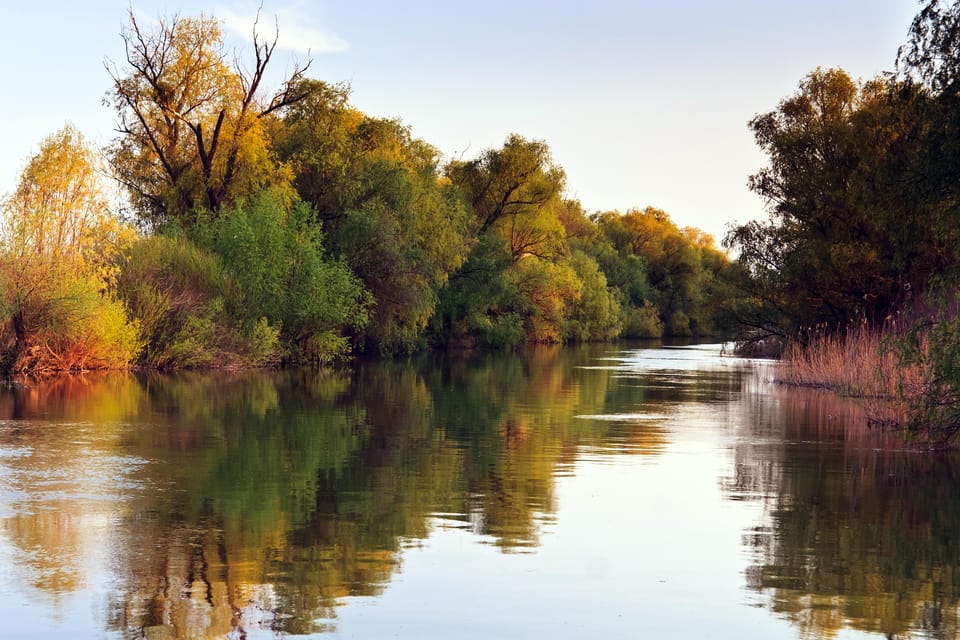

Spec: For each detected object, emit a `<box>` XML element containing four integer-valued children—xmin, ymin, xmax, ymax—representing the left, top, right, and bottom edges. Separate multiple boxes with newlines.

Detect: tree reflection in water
<box><xmin>727</xmin><ymin>383</ymin><xmax>960</xmax><ymax>639</ymax></box>
<box><xmin>0</xmin><ymin>344</ymin><xmax>691</xmax><ymax>638</ymax></box>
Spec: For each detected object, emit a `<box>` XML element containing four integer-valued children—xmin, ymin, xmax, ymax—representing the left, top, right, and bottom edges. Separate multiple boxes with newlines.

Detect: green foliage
<box><xmin>725</xmin><ymin>68</ymin><xmax>939</xmax><ymax>339</ymax></box>
<box><xmin>729</xmin><ymin>3</ymin><xmax>960</xmax><ymax>443</ymax></box>
<box><xmin>622</xmin><ymin>304</ymin><xmax>665</xmax><ymax>339</ymax></box>
<box><xmin>0</xmin><ymin>5</ymin><xmax>745</xmax><ymax>374</ymax></box>
<box><xmin>192</xmin><ymin>188</ymin><xmax>372</xmax><ymax>363</ymax></box>
<box><xmin>448</xmin><ymin>134</ymin><xmax>566</xmax><ymax>260</ymax></box>
<box><xmin>331</xmin><ymin>159</ymin><xmax>469</xmax><ymax>353</ymax></box>
<box><xmin>508</xmin><ymin>256</ymin><xmax>582</xmax><ymax>343</ymax></box>
<box><xmin>434</xmin><ymin>233</ymin><xmax>524</xmax><ymax>348</ymax></box>
<box><xmin>437</xmin><ymin>135</ymin><xmax>591</xmax><ymax>347</ymax></box>
<box><xmin>563</xmin><ymin>251</ymin><xmax>623</xmax><ymax>342</ymax></box>
<box><xmin>116</xmin><ymin>234</ymin><xmax>260</xmax><ymax>368</ymax></box>
<box><xmin>667</xmin><ymin>310</ymin><xmax>692</xmax><ymax>337</ymax></box>
<box><xmin>591</xmin><ymin>208</ymin><xmax>727</xmax><ymax>337</ymax></box>
<box><xmin>274</xmin><ymin>83</ymin><xmax>471</xmax><ymax>354</ymax></box>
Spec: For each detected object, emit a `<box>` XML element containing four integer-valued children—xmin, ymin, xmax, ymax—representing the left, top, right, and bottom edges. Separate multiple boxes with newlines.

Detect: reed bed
<box><xmin>777</xmin><ymin>319</ymin><xmax>956</xmax><ymax>447</ymax></box>
<box><xmin>777</xmin><ymin>322</ymin><xmax>896</xmax><ymax>398</ymax></box>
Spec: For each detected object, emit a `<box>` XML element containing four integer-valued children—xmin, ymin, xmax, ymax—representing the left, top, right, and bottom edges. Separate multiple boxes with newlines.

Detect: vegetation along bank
<box><xmin>0</xmin><ymin>9</ymin><xmax>736</xmax><ymax>374</ymax></box>
<box><xmin>728</xmin><ymin>1</ymin><xmax>960</xmax><ymax>447</ymax></box>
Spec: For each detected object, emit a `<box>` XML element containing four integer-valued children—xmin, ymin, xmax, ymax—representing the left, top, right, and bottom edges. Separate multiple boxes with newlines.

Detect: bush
<box><xmin>193</xmin><ymin>189</ymin><xmax>372</xmax><ymax>363</ymax></box>
<box><xmin>0</xmin><ymin>257</ymin><xmax>141</xmax><ymax>372</ymax></box>
<box><xmin>116</xmin><ymin>235</ymin><xmax>279</xmax><ymax>368</ymax></box>
<box><xmin>621</xmin><ymin>304</ymin><xmax>664</xmax><ymax>339</ymax></box>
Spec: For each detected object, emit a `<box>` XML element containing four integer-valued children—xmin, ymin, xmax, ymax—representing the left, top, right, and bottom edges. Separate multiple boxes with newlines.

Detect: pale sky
<box><xmin>1</xmin><ymin>1</ymin><xmax>920</xmax><ymax>243</ymax></box>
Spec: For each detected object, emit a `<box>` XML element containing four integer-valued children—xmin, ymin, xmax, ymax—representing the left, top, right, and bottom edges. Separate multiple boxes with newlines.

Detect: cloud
<box><xmin>217</xmin><ymin>4</ymin><xmax>348</xmax><ymax>54</ymax></box>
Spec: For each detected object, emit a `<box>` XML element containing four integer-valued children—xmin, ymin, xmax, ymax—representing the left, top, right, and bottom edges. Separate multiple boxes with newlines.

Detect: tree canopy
<box><xmin>0</xmin><ymin>7</ymin><xmax>735</xmax><ymax>371</ymax></box>
<box><xmin>106</xmin><ymin>10</ymin><xmax>310</xmax><ymax>226</ymax></box>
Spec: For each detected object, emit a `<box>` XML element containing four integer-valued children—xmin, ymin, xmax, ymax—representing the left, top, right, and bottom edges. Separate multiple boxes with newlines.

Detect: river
<box><xmin>0</xmin><ymin>343</ymin><xmax>956</xmax><ymax>639</ymax></box>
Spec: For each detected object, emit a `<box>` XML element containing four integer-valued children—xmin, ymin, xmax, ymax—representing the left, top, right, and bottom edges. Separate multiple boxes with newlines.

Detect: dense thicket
<box><xmin>725</xmin><ymin>1</ymin><xmax>960</xmax><ymax>342</ymax></box>
<box><xmin>0</xmin><ymin>9</ymin><xmax>733</xmax><ymax>371</ymax></box>
<box><xmin>725</xmin><ymin>0</ymin><xmax>960</xmax><ymax>441</ymax></box>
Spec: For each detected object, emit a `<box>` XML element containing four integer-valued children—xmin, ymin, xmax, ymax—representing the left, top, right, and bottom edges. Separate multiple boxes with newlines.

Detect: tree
<box><xmin>447</xmin><ymin>134</ymin><xmax>566</xmax><ymax>261</ymax></box>
<box><xmin>0</xmin><ymin>126</ymin><xmax>140</xmax><ymax>371</ymax></box>
<box><xmin>437</xmin><ymin>135</ymin><xmax>575</xmax><ymax>345</ymax></box>
<box><xmin>590</xmin><ymin>207</ymin><xmax>726</xmax><ymax>337</ymax></box>
<box><xmin>273</xmin><ymin>84</ymin><xmax>472</xmax><ymax>353</ymax></box>
<box><xmin>269</xmin><ymin>79</ymin><xmax>366</xmax><ymax>225</ymax></box>
<box><xmin>195</xmin><ymin>189</ymin><xmax>373</xmax><ymax>363</ymax></box>
<box><xmin>564</xmin><ymin>250</ymin><xmax>622</xmax><ymax>342</ymax></box>
<box><xmin>877</xmin><ymin>0</ymin><xmax>960</xmax><ymax>443</ymax></box>
<box><xmin>725</xmin><ymin>69</ymin><xmax>930</xmax><ymax>339</ymax></box>
<box><xmin>897</xmin><ymin>0</ymin><xmax>960</xmax><ymax>93</ymax></box>
<box><xmin>106</xmin><ymin>9</ymin><xmax>311</xmax><ymax>226</ymax></box>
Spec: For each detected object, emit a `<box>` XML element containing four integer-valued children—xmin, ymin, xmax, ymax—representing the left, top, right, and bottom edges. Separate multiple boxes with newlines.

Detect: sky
<box><xmin>0</xmin><ymin>0</ymin><xmax>921</xmax><ymax>244</ymax></box>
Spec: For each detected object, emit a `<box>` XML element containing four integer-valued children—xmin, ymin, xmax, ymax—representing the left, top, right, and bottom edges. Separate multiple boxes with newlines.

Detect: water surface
<box><xmin>0</xmin><ymin>343</ymin><xmax>956</xmax><ymax>639</ymax></box>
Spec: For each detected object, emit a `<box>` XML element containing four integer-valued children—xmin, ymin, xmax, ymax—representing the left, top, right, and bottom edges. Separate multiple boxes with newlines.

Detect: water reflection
<box><xmin>727</xmin><ymin>383</ymin><xmax>960</xmax><ymax>639</ymax></box>
<box><xmin>1</xmin><ymin>344</ymin><xmax>746</xmax><ymax>638</ymax></box>
<box><xmin>19</xmin><ymin>344</ymin><xmax>953</xmax><ymax>639</ymax></box>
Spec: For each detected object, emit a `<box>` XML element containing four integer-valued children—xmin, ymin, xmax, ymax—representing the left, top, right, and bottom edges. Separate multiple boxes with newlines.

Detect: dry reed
<box><xmin>777</xmin><ymin>322</ymin><xmax>895</xmax><ymax>398</ymax></box>
<box><xmin>778</xmin><ymin>319</ymin><xmax>947</xmax><ymax>445</ymax></box>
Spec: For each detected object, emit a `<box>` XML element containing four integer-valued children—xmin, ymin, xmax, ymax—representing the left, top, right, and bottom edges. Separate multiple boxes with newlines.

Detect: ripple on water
<box><xmin>574</xmin><ymin>413</ymin><xmax>669</xmax><ymax>422</ymax></box>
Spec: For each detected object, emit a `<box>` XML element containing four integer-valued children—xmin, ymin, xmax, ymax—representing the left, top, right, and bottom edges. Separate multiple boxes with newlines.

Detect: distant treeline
<box><xmin>0</xmin><ymin>10</ymin><xmax>736</xmax><ymax>372</ymax></box>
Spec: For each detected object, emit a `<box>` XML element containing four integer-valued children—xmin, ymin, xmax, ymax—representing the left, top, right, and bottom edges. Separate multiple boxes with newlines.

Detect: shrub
<box><xmin>621</xmin><ymin>304</ymin><xmax>664</xmax><ymax>339</ymax></box>
<box><xmin>193</xmin><ymin>189</ymin><xmax>371</xmax><ymax>363</ymax></box>
<box><xmin>0</xmin><ymin>260</ymin><xmax>141</xmax><ymax>372</ymax></box>
<box><xmin>116</xmin><ymin>235</ymin><xmax>278</xmax><ymax>368</ymax></box>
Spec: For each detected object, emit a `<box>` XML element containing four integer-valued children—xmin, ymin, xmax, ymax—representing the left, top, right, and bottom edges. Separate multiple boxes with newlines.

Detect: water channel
<box><xmin>0</xmin><ymin>343</ymin><xmax>957</xmax><ymax>639</ymax></box>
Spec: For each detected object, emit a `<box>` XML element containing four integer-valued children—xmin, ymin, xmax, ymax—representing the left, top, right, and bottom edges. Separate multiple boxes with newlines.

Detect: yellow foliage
<box><xmin>509</xmin><ymin>256</ymin><xmax>582</xmax><ymax>343</ymax></box>
<box><xmin>107</xmin><ymin>10</ymin><xmax>307</xmax><ymax>223</ymax></box>
<box><xmin>0</xmin><ymin>125</ymin><xmax>141</xmax><ymax>371</ymax></box>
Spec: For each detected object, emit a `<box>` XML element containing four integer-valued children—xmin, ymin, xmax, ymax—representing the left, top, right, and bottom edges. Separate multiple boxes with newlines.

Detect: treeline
<box><xmin>726</xmin><ymin>1</ymin><xmax>960</xmax><ymax>442</ymax></box>
<box><xmin>0</xmin><ymin>10</ymin><xmax>733</xmax><ymax>372</ymax></box>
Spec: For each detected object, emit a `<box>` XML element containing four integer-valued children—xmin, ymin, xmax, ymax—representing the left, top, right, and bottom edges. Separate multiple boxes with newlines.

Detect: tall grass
<box><xmin>778</xmin><ymin>323</ymin><xmax>894</xmax><ymax>397</ymax></box>
<box><xmin>778</xmin><ymin>316</ymin><xmax>956</xmax><ymax>448</ymax></box>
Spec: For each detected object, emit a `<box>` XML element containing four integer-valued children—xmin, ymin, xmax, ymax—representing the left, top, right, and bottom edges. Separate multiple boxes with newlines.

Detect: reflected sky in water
<box><xmin>0</xmin><ymin>343</ymin><xmax>953</xmax><ymax>638</ymax></box>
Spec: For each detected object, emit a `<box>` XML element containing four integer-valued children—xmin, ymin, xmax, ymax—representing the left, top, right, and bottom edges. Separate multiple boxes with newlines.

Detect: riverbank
<box><xmin>776</xmin><ymin>318</ymin><xmax>960</xmax><ymax>448</ymax></box>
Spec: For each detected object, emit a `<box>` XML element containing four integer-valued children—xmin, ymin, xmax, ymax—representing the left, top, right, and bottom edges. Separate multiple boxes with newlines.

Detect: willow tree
<box><xmin>105</xmin><ymin>10</ymin><xmax>312</xmax><ymax>226</ymax></box>
<box><xmin>0</xmin><ymin>126</ymin><xmax>140</xmax><ymax>371</ymax></box>
<box><xmin>437</xmin><ymin>135</ymin><xmax>582</xmax><ymax>345</ymax></box>
<box><xmin>724</xmin><ymin>68</ymin><xmax>934</xmax><ymax>340</ymax></box>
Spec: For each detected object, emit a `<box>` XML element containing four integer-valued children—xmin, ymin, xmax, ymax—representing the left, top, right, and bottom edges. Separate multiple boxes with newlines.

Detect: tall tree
<box><xmin>274</xmin><ymin>82</ymin><xmax>472</xmax><ymax>353</ymax></box>
<box><xmin>725</xmin><ymin>69</ymin><xmax>929</xmax><ymax>338</ymax></box>
<box><xmin>106</xmin><ymin>10</ymin><xmax>311</xmax><ymax>226</ymax></box>
<box><xmin>438</xmin><ymin>135</ymin><xmax>577</xmax><ymax>345</ymax></box>
<box><xmin>448</xmin><ymin>134</ymin><xmax>566</xmax><ymax>261</ymax></box>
